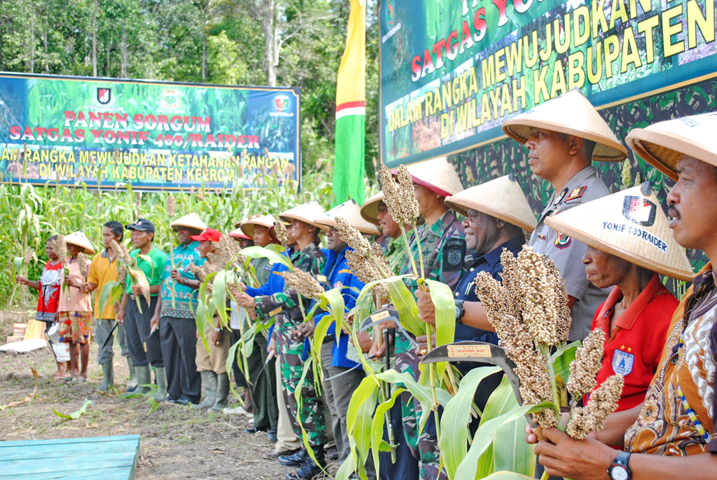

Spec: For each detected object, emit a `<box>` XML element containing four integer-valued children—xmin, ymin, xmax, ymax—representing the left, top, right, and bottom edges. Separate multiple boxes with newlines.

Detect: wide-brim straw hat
<box><xmin>502</xmin><ymin>90</ymin><xmax>628</xmax><ymax>162</ymax></box>
<box><xmin>171</xmin><ymin>212</ymin><xmax>207</xmax><ymax>231</ymax></box>
<box><xmin>279</xmin><ymin>201</ymin><xmax>326</xmax><ymax>230</ymax></box>
<box><xmin>360</xmin><ymin>192</ymin><xmax>385</xmax><ymax>226</ymax></box>
<box><xmin>240</xmin><ymin>214</ymin><xmax>278</xmax><ymax>240</ymax></box>
<box><xmin>228</xmin><ymin>227</ymin><xmax>252</xmax><ymax>241</ymax></box>
<box><xmin>445</xmin><ymin>175</ymin><xmax>537</xmax><ymax>232</ymax></box>
<box><xmin>393</xmin><ymin>157</ymin><xmax>464</xmax><ymax>198</ymax></box>
<box><xmin>545</xmin><ymin>182</ymin><xmax>693</xmax><ymax>281</ymax></box>
<box><xmin>64</xmin><ymin>231</ymin><xmax>96</xmax><ymax>255</ymax></box>
<box><xmin>626</xmin><ymin>113</ymin><xmax>717</xmax><ymax>181</ymax></box>
<box><xmin>315</xmin><ymin>200</ymin><xmax>380</xmax><ymax>235</ymax></box>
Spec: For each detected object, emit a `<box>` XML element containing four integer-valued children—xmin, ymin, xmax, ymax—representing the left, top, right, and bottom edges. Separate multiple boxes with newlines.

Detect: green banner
<box><xmin>0</xmin><ymin>73</ymin><xmax>301</xmax><ymax>191</ymax></box>
<box><xmin>379</xmin><ymin>0</ymin><xmax>717</xmax><ymax>167</ymax></box>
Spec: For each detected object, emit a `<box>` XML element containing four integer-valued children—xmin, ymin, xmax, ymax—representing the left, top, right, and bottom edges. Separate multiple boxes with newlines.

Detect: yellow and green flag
<box><xmin>333</xmin><ymin>0</ymin><xmax>366</xmax><ymax>206</ymax></box>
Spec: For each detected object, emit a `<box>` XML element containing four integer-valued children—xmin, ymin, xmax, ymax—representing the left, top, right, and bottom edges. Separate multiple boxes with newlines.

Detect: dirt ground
<box><xmin>0</xmin><ymin>310</ymin><xmax>336</xmax><ymax>480</ymax></box>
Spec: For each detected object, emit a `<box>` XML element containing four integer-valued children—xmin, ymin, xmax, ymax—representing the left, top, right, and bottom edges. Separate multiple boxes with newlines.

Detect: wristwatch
<box><xmin>607</xmin><ymin>451</ymin><xmax>632</xmax><ymax>480</ymax></box>
<box><xmin>454</xmin><ymin>299</ymin><xmax>466</xmax><ymax>324</ymax></box>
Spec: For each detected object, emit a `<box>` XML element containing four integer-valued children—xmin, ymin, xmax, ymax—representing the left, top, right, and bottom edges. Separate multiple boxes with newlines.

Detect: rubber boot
<box><xmin>134</xmin><ymin>365</ymin><xmax>152</xmax><ymax>394</ymax></box>
<box><xmin>208</xmin><ymin>373</ymin><xmax>229</xmax><ymax>413</ymax></box>
<box><xmin>97</xmin><ymin>361</ymin><xmax>114</xmax><ymax>392</ymax></box>
<box><xmin>126</xmin><ymin>356</ymin><xmax>138</xmax><ymax>392</ymax></box>
<box><xmin>153</xmin><ymin>366</ymin><xmax>168</xmax><ymax>402</ymax></box>
<box><xmin>192</xmin><ymin>371</ymin><xmax>217</xmax><ymax>410</ymax></box>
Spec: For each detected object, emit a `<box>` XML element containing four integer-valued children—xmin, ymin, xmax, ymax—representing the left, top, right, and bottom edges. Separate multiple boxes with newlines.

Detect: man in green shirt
<box><xmin>117</xmin><ymin>218</ymin><xmax>168</xmax><ymax>399</ymax></box>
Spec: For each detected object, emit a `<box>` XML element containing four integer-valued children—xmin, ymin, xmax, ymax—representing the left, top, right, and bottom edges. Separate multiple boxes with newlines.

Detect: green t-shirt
<box><xmin>125</xmin><ymin>245</ymin><xmax>168</xmax><ymax>296</ymax></box>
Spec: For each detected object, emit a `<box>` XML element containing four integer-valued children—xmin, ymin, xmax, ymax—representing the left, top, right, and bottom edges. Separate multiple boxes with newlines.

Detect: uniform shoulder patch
<box><xmin>565</xmin><ymin>186</ymin><xmax>586</xmax><ymax>202</ymax></box>
<box><xmin>554</xmin><ymin>233</ymin><xmax>572</xmax><ymax>249</ymax></box>
<box><xmin>443</xmin><ymin>237</ymin><xmax>466</xmax><ymax>272</ymax></box>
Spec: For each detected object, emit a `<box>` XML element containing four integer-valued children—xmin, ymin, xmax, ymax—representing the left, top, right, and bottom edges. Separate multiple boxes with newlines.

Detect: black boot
<box><xmin>278</xmin><ymin>448</ymin><xmax>310</xmax><ymax>467</ymax></box>
<box><xmin>286</xmin><ymin>447</ymin><xmax>325</xmax><ymax>480</ymax></box>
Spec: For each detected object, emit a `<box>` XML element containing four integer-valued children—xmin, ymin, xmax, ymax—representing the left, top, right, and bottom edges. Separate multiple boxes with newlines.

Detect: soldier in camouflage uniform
<box><xmin>396</xmin><ymin>158</ymin><xmax>466</xmax><ymax>480</ymax></box>
<box><xmin>362</xmin><ymin>193</ymin><xmax>420</xmax><ymax>480</ymax></box>
<box><xmin>238</xmin><ymin>202</ymin><xmax>328</xmax><ymax>480</ymax></box>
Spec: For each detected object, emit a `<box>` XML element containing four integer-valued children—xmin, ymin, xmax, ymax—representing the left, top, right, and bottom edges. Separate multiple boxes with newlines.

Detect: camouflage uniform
<box><xmin>255</xmin><ymin>243</ymin><xmax>327</xmax><ymax>448</ymax></box>
<box><xmin>397</xmin><ymin>210</ymin><xmax>465</xmax><ymax>480</ymax></box>
<box><xmin>384</xmin><ymin>235</ymin><xmax>407</xmax><ymax>275</ymax></box>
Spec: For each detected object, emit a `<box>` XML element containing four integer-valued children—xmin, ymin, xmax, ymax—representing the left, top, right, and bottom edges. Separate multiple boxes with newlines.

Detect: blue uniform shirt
<box><xmin>313</xmin><ymin>246</ymin><xmax>365</xmax><ymax>369</ymax></box>
<box><xmin>453</xmin><ymin>236</ymin><xmax>525</xmax><ymax>344</ymax></box>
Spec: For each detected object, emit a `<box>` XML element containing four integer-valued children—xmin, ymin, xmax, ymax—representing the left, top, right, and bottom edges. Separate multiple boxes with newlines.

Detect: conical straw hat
<box><xmin>279</xmin><ymin>201</ymin><xmax>326</xmax><ymax>230</ymax></box>
<box><xmin>64</xmin><ymin>231</ymin><xmax>96</xmax><ymax>255</ymax></box>
<box><xmin>360</xmin><ymin>192</ymin><xmax>385</xmax><ymax>226</ymax></box>
<box><xmin>228</xmin><ymin>227</ymin><xmax>252</xmax><ymax>241</ymax></box>
<box><xmin>545</xmin><ymin>183</ymin><xmax>693</xmax><ymax>280</ymax></box>
<box><xmin>315</xmin><ymin>200</ymin><xmax>380</xmax><ymax>235</ymax></box>
<box><xmin>626</xmin><ymin>113</ymin><xmax>717</xmax><ymax>181</ymax></box>
<box><xmin>502</xmin><ymin>90</ymin><xmax>628</xmax><ymax>162</ymax></box>
<box><xmin>171</xmin><ymin>212</ymin><xmax>207</xmax><ymax>231</ymax></box>
<box><xmin>393</xmin><ymin>157</ymin><xmax>464</xmax><ymax>197</ymax></box>
<box><xmin>240</xmin><ymin>214</ymin><xmax>278</xmax><ymax>239</ymax></box>
<box><xmin>445</xmin><ymin>175</ymin><xmax>537</xmax><ymax>232</ymax></box>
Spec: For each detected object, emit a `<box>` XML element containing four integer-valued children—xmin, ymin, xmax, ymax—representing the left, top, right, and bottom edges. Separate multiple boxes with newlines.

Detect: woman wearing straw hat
<box><xmin>530</xmin><ymin>113</ymin><xmax>717</xmax><ymax>480</ymax></box>
<box><xmin>233</xmin><ymin>215</ymin><xmax>281</xmax><ymax>439</ymax></box>
<box><xmin>502</xmin><ymin>89</ymin><xmax>629</xmax><ymax>342</ymax></box>
<box><xmin>237</xmin><ymin>201</ymin><xmax>329</xmax><ymax>479</ymax></box>
<box><xmin>545</xmin><ymin>183</ymin><xmax>690</xmax><ymax>415</ymax></box>
<box><xmin>57</xmin><ymin>231</ymin><xmax>95</xmax><ymax>382</ymax></box>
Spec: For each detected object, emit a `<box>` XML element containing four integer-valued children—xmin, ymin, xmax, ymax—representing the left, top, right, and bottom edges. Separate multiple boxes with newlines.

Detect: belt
<box><xmin>323</xmin><ymin>334</ymin><xmax>334</xmax><ymax>344</ymax></box>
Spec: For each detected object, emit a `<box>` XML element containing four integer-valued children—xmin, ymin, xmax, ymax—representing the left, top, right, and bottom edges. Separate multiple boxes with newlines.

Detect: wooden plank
<box><xmin>0</xmin><ymin>435</ymin><xmax>139</xmax><ymax>480</ymax></box>
<box><xmin>0</xmin><ymin>435</ymin><xmax>139</xmax><ymax>448</ymax></box>
<box><xmin>0</xmin><ymin>438</ymin><xmax>138</xmax><ymax>461</ymax></box>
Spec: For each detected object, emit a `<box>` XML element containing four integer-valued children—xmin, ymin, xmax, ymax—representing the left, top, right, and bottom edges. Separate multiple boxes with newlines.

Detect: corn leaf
<box><xmin>344</xmin><ymin>376</ymin><xmax>380</xmax><ymax>480</ymax></box>
<box><xmin>480</xmin><ymin>472</ymin><xmax>535</xmax><ymax>480</ymax></box>
<box><xmin>371</xmin><ymin>387</ymin><xmax>405</xmax><ymax>480</ymax></box>
<box><xmin>137</xmin><ymin>254</ymin><xmax>155</xmax><ymax>276</ymax></box>
<box><xmin>376</xmin><ymin>369</ymin><xmax>452</xmax><ymax>435</ymax></box>
<box><xmin>320</xmin><ymin>287</ymin><xmax>345</xmax><ymax>346</ymax></box>
<box><xmin>423</xmin><ymin>278</ymin><xmax>456</xmax><ymax>380</ymax></box>
<box><xmin>456</xmin><ymin>401</ymin><xmax>557</xmax><ymax>480</ymax></box>
<box><xmin>97</xmin><ymin>280</ymin><xmax>124</xmax><ymax>317</ymax></box>
<box><xmin>239</xmin><ymin>245</ymin><xmax>293</xmax><ymax>271</ymax></box>
<box><xmin>226</xmin><ymin>339</ymin><xmax>245</xmax><ymax>404</ymax></box>
<box><xmin>492</xmin><ymin>414</ymin><xmax>535</xmax><ymax>476</ymax></box>
<box><xmin>52</xmin><ymin>398</ymin><xmax>92</xmax><ymax>420</ymax></box>
<box><xmin>438</xmin><ymin>366</ymin><xmax>501</xmax><ymax>479</ymax></box>
<box><xmin>127</xmin><ymin>266</ymin><xmax>150</xmax><ymax>304</ymax></box>
<box><xmin>387</xmin><ymin>278</ymin><xmax>425</xmax><ymax>337</ymax></box>
<box><xmin>551</xmin><ymin>340</ymin><xmax>581</xmax><ymax>386</ymax></box>
<box><xmin>213</xmin><ymin>270</ymin><xmax>228</xmax><ymax>327</ymax></box>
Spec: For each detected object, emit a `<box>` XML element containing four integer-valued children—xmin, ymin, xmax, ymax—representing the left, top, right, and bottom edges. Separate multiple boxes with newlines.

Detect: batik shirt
<box><xmin>625</xmin><ymin>264</ymin><xmax>717</xmax><ymax>455</ymax></box>
<box><xmin>399</xmin><ymin>209</ymin><xmax>465</xmax><ymax>290</ymax></box>
<box><xmin>255</xmin><ymin>243</ymin><xmax>326</xmax><ymax>324</ymax></box>
<box><xmin>36</xmin><ymin>261</ymin><xmax>62</xmax><ymax>322</ymax></box>
<box><xmin>160</xmin><ymin>241</ymin><xmax>204</xmax><ymax>319</ymax></box>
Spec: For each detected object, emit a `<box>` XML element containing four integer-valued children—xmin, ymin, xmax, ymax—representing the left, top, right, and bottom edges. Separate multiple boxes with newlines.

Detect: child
<box><xmin>16</xmin><ymin>235</ymin><xmax>69</xmax><ymax>380</ymax></box>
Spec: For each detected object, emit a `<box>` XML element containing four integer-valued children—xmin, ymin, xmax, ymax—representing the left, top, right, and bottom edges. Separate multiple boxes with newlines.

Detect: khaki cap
<box><xmin>240</xmin><ymin>214</ymin><xmax>278</xmax><ymax>239</ymax></box>
<box><xmin>279</xmin><ymin>201</ymin><xmax>326</xmax><ymax>230</ymax></box>
<box><xmin>545</xmin><ymin>183</ymin><xmax>693</xmax><ymax>281</ymax></box>
<box><xmin>445</xmin><ymin>175</ymin><xmax>537</xmax><ymax>232</ymax></box>
<box><xmin>315</xmin><ymin>200</ymin><xmax>380</xmax><ymax>235</ymax></box>
<box><xmin>502</xmin><ymin>90</ymin><xmax>628</xmax><ymax>162</ymax></box>
<box><xmin>64</xmin><ymin>231</ymin><xmax>96</xmax><ymax>255</ymax></box>
<box><xmin>360</xmin><ymin>192</ymin><xmax>385</xmax><ymax>226</ymax></box>
<box><xmin>394</xmin><ymin>157</ymin><xmax>464</xmax><ymax>197</ymax></box>
<box><xmin>171</xmin><ymin>213</ymin><xmax>208</xmax><ymax>231</ymax></box>
<box><xmin>626</xmin><ymin>113</ymin><xmax>717</xmax><ymax>181</ymax></box>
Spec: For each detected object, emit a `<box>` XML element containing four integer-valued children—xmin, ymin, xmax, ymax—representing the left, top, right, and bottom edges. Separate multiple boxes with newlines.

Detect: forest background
<box><xmin>0</xmin><ymin>0</ymin><xmax>380</xmax><ymax>304</ymax></box>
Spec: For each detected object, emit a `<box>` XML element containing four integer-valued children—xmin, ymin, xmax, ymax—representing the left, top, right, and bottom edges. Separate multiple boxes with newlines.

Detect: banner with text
<box><xmin>379</xmin><ymin>0</ymin><xmax>716</xmax><ymax>167</ymax></box>
<box><xmin>0</xmin><ymin>73</ymin><xmax>300</xmax><ymax>190</ymax></box>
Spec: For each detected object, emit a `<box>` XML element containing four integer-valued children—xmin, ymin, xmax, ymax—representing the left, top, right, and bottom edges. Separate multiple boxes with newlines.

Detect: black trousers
<box><xmin>124</xmin><ymin>296</ymin><xmax>163</xmax><ymax>368</ymax></box>
<box><xmin>160</xmin><ymin>316</ymin><xmax>201</xmax><ymax>403</ymax></box>
<box><xmin>246</xmin><ymin>332</ymin><xmax>278</xmax><ymax>431</ymax></box>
